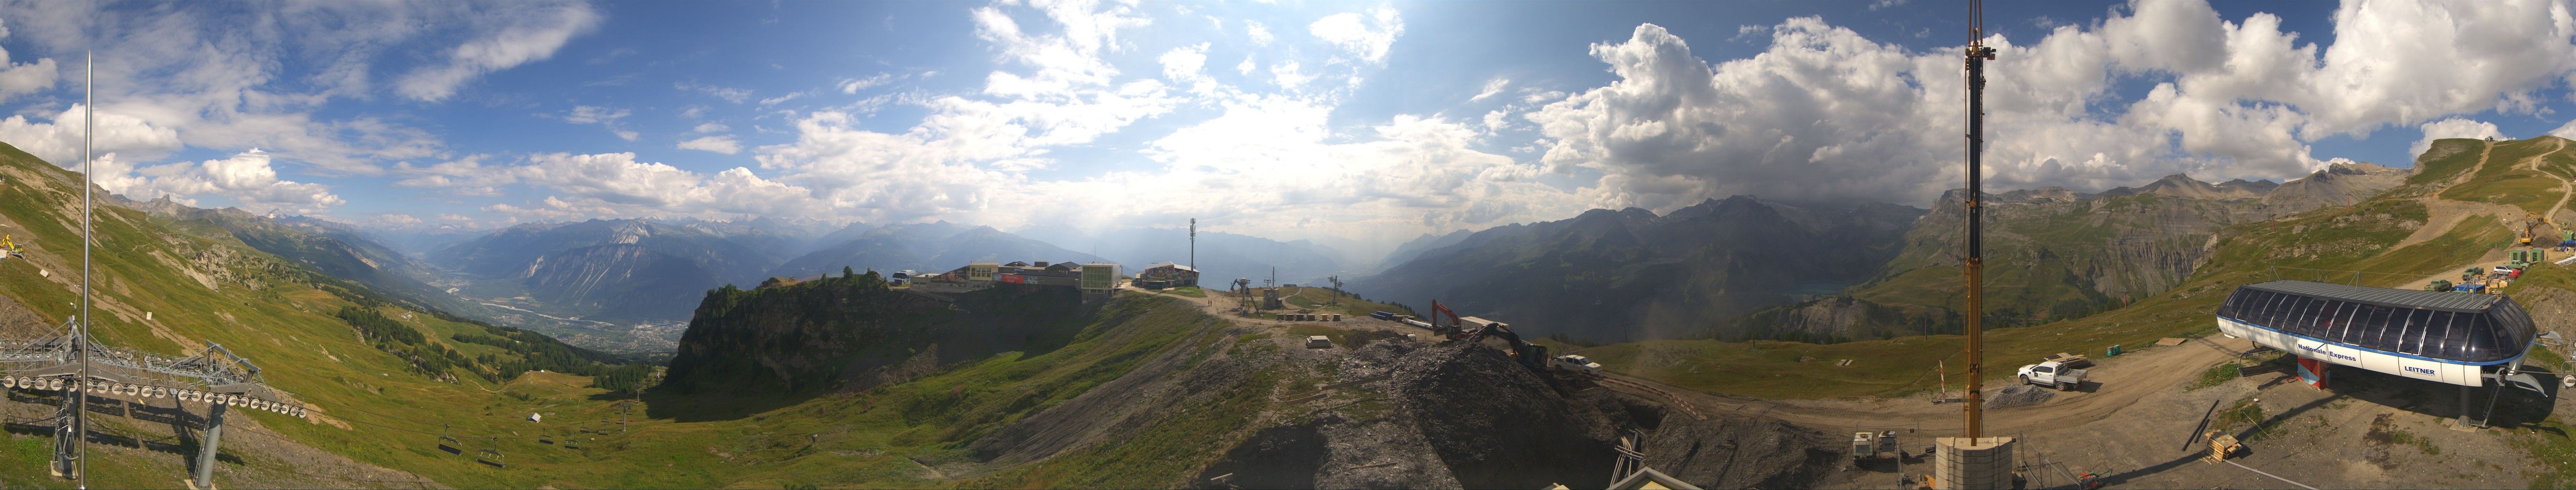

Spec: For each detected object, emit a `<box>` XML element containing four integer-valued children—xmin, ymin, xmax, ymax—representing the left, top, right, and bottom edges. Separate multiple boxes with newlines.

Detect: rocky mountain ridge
<box><xmin>1750</xmin><ymin>163</ymin><xmax>2412</xmax><ymax>340</ymax></box>
<box><xmin>1347</xmin><ymin>196</ymin><xmax>1924</xmax><ymax>342</ymax></box>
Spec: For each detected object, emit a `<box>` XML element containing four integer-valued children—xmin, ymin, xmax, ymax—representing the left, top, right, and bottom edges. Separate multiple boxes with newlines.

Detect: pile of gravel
<box><xmin>1988</xmin><ymin>384</ymin><xmax>2056</xmax><ymax>409</ymax></box>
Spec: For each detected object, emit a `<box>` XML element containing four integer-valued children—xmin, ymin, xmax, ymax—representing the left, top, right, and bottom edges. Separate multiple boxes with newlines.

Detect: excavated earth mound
<box><xmin>1199</xmin><ymin>340</ymin><xmax>1840</xmax><ymax>489</ymax></box>
<box><xmin>1386</xmin><ymin>341</ymin><xmax>1621</xmax><ymax>489</ymax></box>
<box><xmin>1988</xmin><ymin>384</ymin><xmax>2057</xmax><ymax>409</ymax></box>
<box><xmin>1629</xmin><ymin>405</ymin><xmax>1843</xmax><ymax>488</ymax></box>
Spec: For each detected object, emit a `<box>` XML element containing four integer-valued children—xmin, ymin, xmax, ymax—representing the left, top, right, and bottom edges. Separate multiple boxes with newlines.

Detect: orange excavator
<box><xmin>1429</xmin><ymin>300</ymin><xmax>1464</xmax><ymax>336</ymax></box>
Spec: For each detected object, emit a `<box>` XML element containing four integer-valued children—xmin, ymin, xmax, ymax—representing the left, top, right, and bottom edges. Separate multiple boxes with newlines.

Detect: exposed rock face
<box><xmin>662</xmin><ymin>276</ymin><xmax>1089</xmax><ymax>395</ymax></box>
<box><xmin>522</xmin><ymin>244</ymin><xmax>720</xmax><ymax>320</ymax></box>
<box><xmin>1194</xmin><ymin>341</ymin><xmax>1841</xmax><ymax>490</ymax></box>
<box><xmin>2265</xmin><ymin>162</ymin><xmax>2408</xmax><ymax>211</ymax></box>
<box><xmin>2503</xmin><ymin>286</ymin><xmax>2576</xmax><ymax>351</ymax></box>
<box><xmin>1634</xmin><ymin>410</ymin><xmax>1842</xmax><ymax>489</ymax></box>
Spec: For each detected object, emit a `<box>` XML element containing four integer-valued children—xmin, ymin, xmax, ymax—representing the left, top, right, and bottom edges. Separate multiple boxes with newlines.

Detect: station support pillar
<box><xmin>2295</xmin><ymin>356</ymin><xmax>2329</xmax><ymax>389</ymax></box>
<box><xmin>192</xmin><ymin>402</ymin><xmax>226</xmax><ymax>490</ymax></box>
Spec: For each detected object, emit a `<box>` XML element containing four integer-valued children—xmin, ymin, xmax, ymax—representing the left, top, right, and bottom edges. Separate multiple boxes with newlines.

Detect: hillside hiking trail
<box><xmin>2395</xmin><ymin>138</ymin><xmax>2572</xmax><ymax>290</ymax></box>
<box><xmin>2395</xmin><ymin>140</ymin><xmax>2502</xmax><ymax>249</ymax></box>
<box><xmin>2401</xmin><ymin>138</ymin><xmax>2572</xmax><ymax>249</ymax></box>
<box><xmin>2539</xmin><ymin>138</ymin><xmax>2576</xmax><ymax>227</ymax></box>
<box><xmin>1595</xmin><ymin>334</ymin><xmax>2256</xmax><ymax>435</ymax></box>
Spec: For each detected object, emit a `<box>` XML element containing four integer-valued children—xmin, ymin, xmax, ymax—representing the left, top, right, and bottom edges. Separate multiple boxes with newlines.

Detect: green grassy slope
<box><xmin>396</xmin><ymin>293</ymin><xmax>1244</xmax><ymax>490</ymax></box>
<box><xmin>0</xmin><ymin>137</ymin><xmax>1305</xmax><ymax>488</ymax></box>
<box><xmin>1774</xmin><ymin>185</ymin><xmax>2324</xmax><ymax>344</ymax></box>
<box><xmin>2439</xmin><ymin>137</ymin><xmax>2571</xmax><ymax>215</ymax></box>
<box><xmin>1241</xmin><ymin>286</ymin><xmax>1420</xmax><ymax>320</ymax></box>
<box><xmin>2410</xmin><ymin>138</ymin><xmax>2493</xmax><ymax>186</ymax></box>
<box><xmin>0</xmin><ymin>142</ymin><xmax>639</xmax><ymax>489</ymax></box>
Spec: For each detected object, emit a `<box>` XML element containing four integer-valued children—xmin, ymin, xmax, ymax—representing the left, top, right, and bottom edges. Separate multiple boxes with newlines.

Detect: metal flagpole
<box><xmin>75</xmin><ymin>49</ymin><xmax>95</xmax><ymax>489</ymax></box>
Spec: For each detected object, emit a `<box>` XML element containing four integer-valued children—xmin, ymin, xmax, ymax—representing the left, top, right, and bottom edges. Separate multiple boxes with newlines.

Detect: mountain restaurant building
<box><xmin>1080</xmin><ymin>263</ymin><xmax>1121</xmax><ymax>301</ymax></box>
<box><xmin>1135</xmin><ymin>262</ymin><xmax>1199</xmax><ymax>288</ymax></box>
<box><xmin>966</xmin><ymin>262</ymin><xmax>1000</xmax><ymax>283</ymax></box>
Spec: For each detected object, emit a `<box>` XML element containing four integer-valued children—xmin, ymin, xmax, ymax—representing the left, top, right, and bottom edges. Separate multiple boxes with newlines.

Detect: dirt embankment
<box><xmin>1197</xmin><ymin>341</ymin><xmax>1841</xmax><ymax>490</ymax></box>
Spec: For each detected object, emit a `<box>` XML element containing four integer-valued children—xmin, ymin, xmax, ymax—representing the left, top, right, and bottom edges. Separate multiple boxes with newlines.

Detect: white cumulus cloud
<box><xmin>396</xmin><ymin>3</ymin><xmax>602</xmax><ymax>102</ymax></box>
<box><xmin>1246</xmin><ymin>21</ymin><xmax>1274</xmax><ymax>46</ymax></box>
<box><xmin>1309</xmin><ymin>9</ymin><xmax>1405</xmax><ymax>65</ymax></box>
<box><xmin>1519</xmin><ymin>0</ymin><xmax>2576</xmax><ymax>212</ymax></box>
<box><xmin>677</xmin><ymin>135</ymin><xmax>742</xmax><ymax>154</ymax></box>
<box><xmin>99</xmin><ymin>149</ymin><xmax>344</xmax><ymax>212</ymax></box>
<box><xmin>1470</xmin><ymin>78</ymin><xmax>1508</xmax><ymax>102</ymax></box>
<box><xmin>837</xmin><ymin>73</ymin><xmax>894</xmax><ymax>93</ymax></box>
<box><xmin>2414</xmin><ymin>117</ymin><xmax>2507</xmax><ymax>156</ymax></box>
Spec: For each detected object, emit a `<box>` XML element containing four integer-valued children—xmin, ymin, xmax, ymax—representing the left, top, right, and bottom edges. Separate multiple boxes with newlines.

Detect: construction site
<box><xmin>1156</xmin><ymin>2</ymin><xmax>2576</xmax><ymax>488</ymax></box>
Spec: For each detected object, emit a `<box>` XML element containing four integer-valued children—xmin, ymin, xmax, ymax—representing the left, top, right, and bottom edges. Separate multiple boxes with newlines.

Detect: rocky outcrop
<box><xmin>1193</xmin><ymin>341</ymin><xmax>1842</xmax><ymax>489</ymax></box>
<box><xmin>661</xmin><ymin>275</ymin><xmax>1090</xmax><ymax>396</ymax></box>
<box><xmin>2264</xmin><ymin>162</ymin><xmax>2409</xmax><ymax>211</ymax></box>
<box><xmin>521</xmin><ymin>244</ymin><xmax>721</xmax><ymax>320</ymax></box>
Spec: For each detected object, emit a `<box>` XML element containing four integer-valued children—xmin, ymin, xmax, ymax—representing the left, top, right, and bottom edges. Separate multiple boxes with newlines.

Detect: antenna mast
<box><xmin>1189</xmin><ymin>218</ymin><xmax>1196</xmax><ymax>275</ymax></box>
<box><xmin>1960</xmin><ymin>0</ymin><xmax>1997</xmax><ymax>440</ymax></box>
<box><xmin>67</xmin><ymin>50</ymin><xmax>94</xmax><ymax>488</ymax></box>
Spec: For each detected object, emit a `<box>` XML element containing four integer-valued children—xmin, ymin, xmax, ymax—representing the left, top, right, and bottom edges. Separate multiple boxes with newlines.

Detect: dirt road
<box><xmin>2395</xmin><ymin>140</ymin><xmax>2502</xmax><ymax>249</ymax></box>
<box><xmin>2395</xmin><ymin>138</ymin><xmax>2574</xmax><ymax>290</ymax></box>
<box><xmin>1596</xmin><ymin>334</ymin><xmax>2257</xmax><ymax>435</ymax></box>
<box><xmin>1156</xmin><ymin>283</ymin><xmax>2261</xmax><ymax>436</ymax></box>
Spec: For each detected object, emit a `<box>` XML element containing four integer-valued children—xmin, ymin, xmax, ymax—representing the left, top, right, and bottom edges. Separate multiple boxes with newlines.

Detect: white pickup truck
<box><xmin>2015</xmin><ymin>360</ymin><xmax>2088</xmax><ymax>391</ymax></box>
<box><xmin>1552</xmin><ymin>355</ymin><xmax>1603</xmax><ymax>375</ymax></box>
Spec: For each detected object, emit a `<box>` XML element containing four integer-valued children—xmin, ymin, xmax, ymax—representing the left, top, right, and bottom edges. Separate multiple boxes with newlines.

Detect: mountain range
<box><xmin>1012</xmin><ymin>224</ymin><xmax>1353</xmax><ymax>289</ymax></box>
<box><xmin>1346</xmin><ymin>196</ymin><xmax>1924</xmax><ymax>342</ymax></box>
<box><xmin>1347</xmin><ymin>162</ymin><xmax>2412</xmax><ymax>344</ymax></box>
<box><xmin>768</xmin><ymin>221</ymin><xmax>1103</xmax><ymax>278</ymax></box>
<box><xmin>1755</xmin><ymin>163</ymin><xmax>2412</xmax><ymax>340</ymax></box>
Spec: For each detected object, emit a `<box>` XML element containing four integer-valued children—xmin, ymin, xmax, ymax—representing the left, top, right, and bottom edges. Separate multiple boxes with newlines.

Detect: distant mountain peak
<box><xmin>1995</xmin><ymin>187</ymin><xmax>2089</xmax><ymax>203</ymax></box>
<box><xmin>2143</xmin><ymin>173</ymin><xmax>2213</xmax><ymax>190</ymax></box>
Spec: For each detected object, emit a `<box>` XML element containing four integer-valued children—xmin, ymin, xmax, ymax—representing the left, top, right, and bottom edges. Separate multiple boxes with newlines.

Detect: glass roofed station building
<box><xmin>2216</xmin><ymin>280</ymin><xmax>2538</xmax><ymax>387</ymax></box>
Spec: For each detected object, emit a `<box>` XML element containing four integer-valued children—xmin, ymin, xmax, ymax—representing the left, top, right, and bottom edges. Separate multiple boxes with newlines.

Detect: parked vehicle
<box><xmin>2015</xmin><ymin>360</ymin><xmax>2088</xmax><ymax>391</ymax></box>
<box><xmin>1550</xmin><ymin>355</ymin><xmax>1603</xmax><ymax>375</ymax></box>
<box><xmin>1306</xmin><ymin>335</ymin><xmax>1332</xmax><ymax>349</ymax></box>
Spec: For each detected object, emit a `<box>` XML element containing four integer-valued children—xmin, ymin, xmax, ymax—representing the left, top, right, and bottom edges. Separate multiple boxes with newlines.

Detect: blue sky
<box><xmin>0</xmin><ymin>0</ymin><xmax>2573</xmax><ymax>256</ymax></box>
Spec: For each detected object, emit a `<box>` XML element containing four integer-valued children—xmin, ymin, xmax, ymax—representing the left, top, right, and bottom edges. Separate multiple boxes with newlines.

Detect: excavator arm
<box><xmin>1429</xmin><ymin>300</ymin><xmax>1464</xmax><ymax>337</ymax></box>
<box><xmin>1458</xmin><ymin>322</ymin><xmax>1550</xmax><ymax>370</ymax></box>
<box><xmin>1428</xmin><ymin>299</ymin><xmax>1550</xmax><ymax>370</ymax></box>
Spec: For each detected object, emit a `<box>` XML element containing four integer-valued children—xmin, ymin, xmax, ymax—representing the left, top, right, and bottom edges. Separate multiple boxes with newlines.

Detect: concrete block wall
<box><xmin>1934</xmin><ymin>436</ymin><xmax>2015</xmax><ymax>490</ymax></box>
